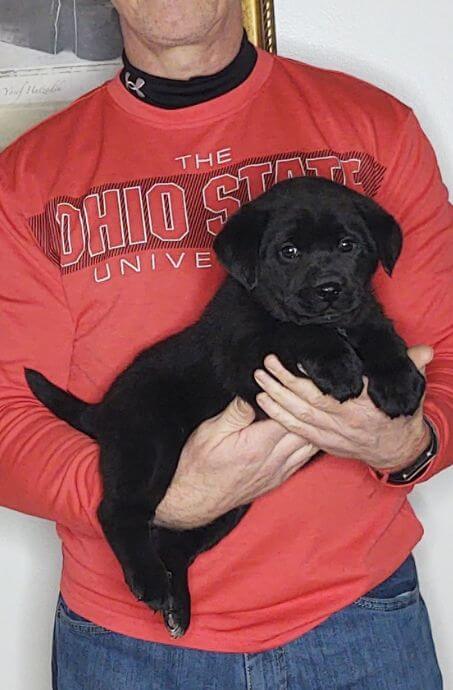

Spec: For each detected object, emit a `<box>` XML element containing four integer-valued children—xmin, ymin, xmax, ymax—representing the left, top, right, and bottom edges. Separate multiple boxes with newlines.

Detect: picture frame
<box><xmin>242</xmin><ymin>0</ymin><xmax>277</xmax><ymax>53</ymax></box>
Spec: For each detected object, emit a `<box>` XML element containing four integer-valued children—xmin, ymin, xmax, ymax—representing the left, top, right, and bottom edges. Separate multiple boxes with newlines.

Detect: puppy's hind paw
<box><xmin>126</xmin><ymin>562</ymin><xmax>172</xmax><ymax>613</ymax></box>
<box><xmin>163</xmin><ymin>607</ymin><xmax>189</xmax><ymax>639</ymax></box>
<box><xmin>162</xmin><ymin>584</ymin><xmax>190</xmax><ymax>638</ymax></box>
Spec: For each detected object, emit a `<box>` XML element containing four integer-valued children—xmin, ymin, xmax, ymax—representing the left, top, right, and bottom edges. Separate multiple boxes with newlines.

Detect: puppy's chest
<box><xmin>214</xmin><ymin>320</ymin><xmax>361</xmax><ymax>400</ymax></box>
<box><xmin>210</xmin><ymin>321</ymin><xmax>300</xmax><ymax>397</ymax></box>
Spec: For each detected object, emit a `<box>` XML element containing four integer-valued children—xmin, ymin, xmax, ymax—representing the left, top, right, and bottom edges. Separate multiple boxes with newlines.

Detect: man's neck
<box><xmin>120</xmin><ymin>10</ymin><xmax>244</xmax><ymax>80</ymax></box>
<box><xmin>121</xmin><ymin>32</ymin><xmax>257</xmax><ymax>109</ymax></box>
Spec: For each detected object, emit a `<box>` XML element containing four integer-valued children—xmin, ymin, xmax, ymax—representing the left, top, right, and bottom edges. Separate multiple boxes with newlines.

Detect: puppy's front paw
<box><xmin>367</xmin><ymin>358</ymin><xmax>425</xmax><ymax>418</ymax></box>
<box><xmin>298</xmin><ymin>351</ymin><xmax>364</xmax><ymax>403</ymax></box>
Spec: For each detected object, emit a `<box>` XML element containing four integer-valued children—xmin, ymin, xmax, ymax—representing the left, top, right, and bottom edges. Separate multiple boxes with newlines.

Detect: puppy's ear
<box><xmin>357</xmin><ymin>198</ymin><xmax>402</xmax><ymax>276</ymax></box>
<box><xmin>213</xmin><ymin>205</ymin><xmax>269</xmax><ymax>289</ymax></box>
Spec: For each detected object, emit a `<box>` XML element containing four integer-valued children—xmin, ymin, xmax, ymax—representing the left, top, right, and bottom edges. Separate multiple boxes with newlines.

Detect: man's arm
<box><xmin>254</xmin><ymin>110</ymin><xmax>453</xmax><ymax>485</ymax></box>
<box><xmin>373</xmin><ymin>109</ymin><xmax>453</xmax><ymax>481</ymax></box>
<box><xmin>0</xmin><ymin>175</ymin><xmax>103</xmax><ymax>536</ymax></box>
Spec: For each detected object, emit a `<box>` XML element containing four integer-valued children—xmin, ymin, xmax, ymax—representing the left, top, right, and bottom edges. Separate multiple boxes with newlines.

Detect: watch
<box><xmin>384</xmin><ymin>417</ymin><xmax>438</xmax><ymax>486</ymax></box>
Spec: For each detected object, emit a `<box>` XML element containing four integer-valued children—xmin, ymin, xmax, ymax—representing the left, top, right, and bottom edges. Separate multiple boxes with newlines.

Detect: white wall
<box><xmin>0</xmin><ymin>1</ymin><xmax>452</xmax><ymax>688</ymax></box>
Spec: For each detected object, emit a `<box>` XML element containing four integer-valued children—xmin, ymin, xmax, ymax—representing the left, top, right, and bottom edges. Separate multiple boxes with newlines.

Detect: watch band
<box><xmin>385</xmin><ymin>417</ymin><xmax>438</xmax><ymax>485</ymax></box>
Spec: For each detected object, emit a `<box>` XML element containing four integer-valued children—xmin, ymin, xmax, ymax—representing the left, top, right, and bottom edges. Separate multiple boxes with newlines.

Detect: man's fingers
<box><xmin>269</xmin><ymin>430</ymin><xmax>313</xmax><ymax>458</ymax></box>
<box><xmin>255</xmin><ymin>369</ymin><xmax>312</xmax><ymax>418</ymax></box>
<box><xmin>283</xmin><ymin>442</ymin><xmax>319</xmax><ymax>470</ymax></box>
<box><xmin>256</xmin><ymin>392</ymin><xmax>323</xmax><ymax>446</ymax></box>
<box><xmin>262</xmin><ymin>355</ymin><xmax>340</xmax><ymax>411</ymax></box>
<box><xmin>407</xmin><ymin>344</ymin><xmax>433</xmax><ymax>372</ymax></box>
<box><xmin>212</xmin><ymin>396</ymin><xmax>256</xmax><ymax>433</ymax></box>
<box><xmin>254</xmin><ymin>368</ymin><xmax>335</xmax><ymax>429</ymax></box>
<box><xmin>242</xmin><ymin>417</ymin><xmax>292</xmax><ymax>452</ymax></box>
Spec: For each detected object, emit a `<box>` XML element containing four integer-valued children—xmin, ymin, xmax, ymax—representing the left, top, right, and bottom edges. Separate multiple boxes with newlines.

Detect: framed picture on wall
<box><xmin>0</xmin><ymin>0</ymin><xmax>276</xmax><ymax>108</ymax></box>
<box><xmin>242</xmin><ymin>0</ymin><xmax>277</xmax><ymax>53</ymax></box>
<box><xmin>0</xmin><ymin>1</ymin><xmax>122</xmax><ymax>107</ymax></box>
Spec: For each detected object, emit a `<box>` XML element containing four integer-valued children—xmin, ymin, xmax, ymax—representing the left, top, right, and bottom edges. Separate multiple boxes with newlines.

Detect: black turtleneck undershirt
<box><xmin>120</xmin><ymin>32</ymin><xmax>258</xmax><ymax>109</ymax></box>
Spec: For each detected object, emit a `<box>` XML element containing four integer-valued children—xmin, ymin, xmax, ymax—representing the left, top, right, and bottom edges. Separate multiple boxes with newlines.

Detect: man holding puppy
<box><xmin>0</xmin><ymin>1</ymin><xmax>451</xmax><ymax>688</ymax></box>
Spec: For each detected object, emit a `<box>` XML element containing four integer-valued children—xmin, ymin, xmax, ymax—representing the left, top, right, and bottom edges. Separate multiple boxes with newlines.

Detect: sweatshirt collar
<box><xmin>107</xmin><ymin>47</ymin><xmax>273</xmax><ymax>128</ymax></box>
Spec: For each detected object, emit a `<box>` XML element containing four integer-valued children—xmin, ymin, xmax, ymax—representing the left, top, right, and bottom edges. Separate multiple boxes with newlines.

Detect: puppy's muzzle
<box><xmin>314</xmin><ymin>280</ymin><xmax>342</xmax><ymax>303</ymax></box>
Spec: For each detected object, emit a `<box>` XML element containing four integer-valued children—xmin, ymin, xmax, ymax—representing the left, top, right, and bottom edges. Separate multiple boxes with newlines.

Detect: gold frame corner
<box><xmin>242</xmin><ymin>0</ymin><xmax>277</xmax><ymax>53</ymax></box>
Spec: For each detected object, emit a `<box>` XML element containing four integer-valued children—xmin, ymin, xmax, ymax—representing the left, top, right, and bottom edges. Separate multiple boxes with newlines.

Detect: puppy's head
<box><xmin>214</xmin><ymin>176</ymin><xmax>402</xmax><ymax>325</ymax></box>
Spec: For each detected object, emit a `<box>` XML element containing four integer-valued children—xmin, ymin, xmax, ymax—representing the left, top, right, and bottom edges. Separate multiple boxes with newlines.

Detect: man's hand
<box><xmin>155</xmin><ymin>397</ymin><xmax>318</xmax><ymax>530</ymax></box>
<box><xmin>253</xmin><ymin>345</ymin><xmax>433</xmax><ymax>473</ymax></box>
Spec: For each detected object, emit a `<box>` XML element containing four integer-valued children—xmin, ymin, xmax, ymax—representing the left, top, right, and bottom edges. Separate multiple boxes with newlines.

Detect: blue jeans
<box><xmin>52</xmin><ymin>555</ymin><xmax>443</xmax><ymax>690</ymax></box>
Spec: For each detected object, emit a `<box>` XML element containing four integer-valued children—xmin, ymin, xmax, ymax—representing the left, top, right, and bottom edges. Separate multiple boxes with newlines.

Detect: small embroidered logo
<box><xmin>125</xmin><ymin>72</ymin><xmax>146</xmax><ymax>98</ymax></box>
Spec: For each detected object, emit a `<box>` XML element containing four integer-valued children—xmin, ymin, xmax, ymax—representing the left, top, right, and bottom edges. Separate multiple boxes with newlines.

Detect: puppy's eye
<box><xmin>338</xmin><ymin>238</ymin><xmax>356</xmax><ymax>252</ymax></box>
<box><xmin>279</xmin><ymin>244</ymin><xmax>301</xmax><ymax>260</ymax></box>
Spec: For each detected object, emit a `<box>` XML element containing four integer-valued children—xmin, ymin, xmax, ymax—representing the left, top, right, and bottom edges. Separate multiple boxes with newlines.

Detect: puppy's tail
<box><xmin>24</xmin><ymin>368</ymin><xmax>98</xmax><ymax>439</ymax></box>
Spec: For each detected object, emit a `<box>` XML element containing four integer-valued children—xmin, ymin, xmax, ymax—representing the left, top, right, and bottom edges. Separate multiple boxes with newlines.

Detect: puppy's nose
<box><xmin>315</xmin><ymin>281</ymin><xmax>342</xmax><ymax>301</ymax></box>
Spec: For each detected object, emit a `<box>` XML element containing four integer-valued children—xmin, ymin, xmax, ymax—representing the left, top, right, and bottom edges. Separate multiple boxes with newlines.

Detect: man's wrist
<box><xmin>387</xmin><ymin>418</ymin><xmax>432</xmax><ymax>473</ymax></box>
<box><xmin>155</xmin><ymin>481</ymin><xmax>217</xmax><ymax>530</ymax></box>
<box><xmin>373</xmin><ymin>417</ymin><xmax>438</xmax><ymax>486</ymax></box>
<box><xmin>154</xmin><ymin>500</ymin><xmax>202</xmax><ymax>531</ymax></box>
<box><xmin>387</xmin><ymin>417</ymin><xmax>438</xmax><ymax>485</ymax></box>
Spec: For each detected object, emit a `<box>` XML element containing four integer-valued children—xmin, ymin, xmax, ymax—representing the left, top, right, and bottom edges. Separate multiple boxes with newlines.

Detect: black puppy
<box><xmin>25</xmin><ymin>177</ymin><xmax>424</xmax><ymax>638</ymax></box>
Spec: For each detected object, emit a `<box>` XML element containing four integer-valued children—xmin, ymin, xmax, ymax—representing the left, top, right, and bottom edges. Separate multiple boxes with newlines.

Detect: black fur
<box><xmin>25</xmin><ymin>177</ymin><xmax>424</xmax><ymax>637</ymax></box>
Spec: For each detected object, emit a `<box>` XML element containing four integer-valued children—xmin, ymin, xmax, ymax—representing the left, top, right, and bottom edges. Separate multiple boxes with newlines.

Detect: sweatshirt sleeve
<box><xmin>0</xmin><ymin>173</ymin><xmax>103</xmax><ymax>535</ymax></box>
<box><xmin>374</xmin><ymin>110</ymin><xmax>453</xmax><ymax>484</ymax></box>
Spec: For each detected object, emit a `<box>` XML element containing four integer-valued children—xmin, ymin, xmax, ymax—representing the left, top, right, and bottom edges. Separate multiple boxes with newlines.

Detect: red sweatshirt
<box><xmin>0</xmin><ymin>49</ymin><xmax>452</xmax><ymax>653</ymax></box>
